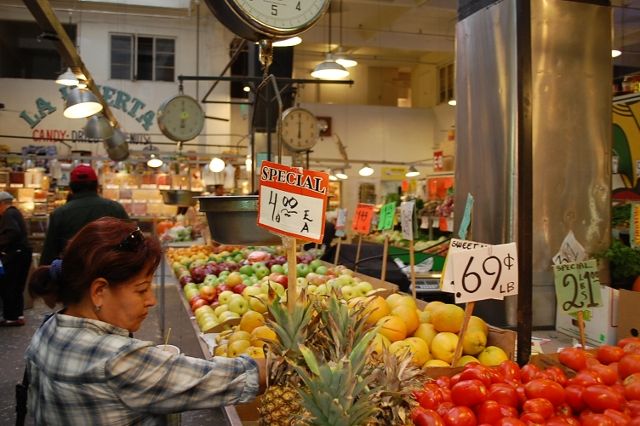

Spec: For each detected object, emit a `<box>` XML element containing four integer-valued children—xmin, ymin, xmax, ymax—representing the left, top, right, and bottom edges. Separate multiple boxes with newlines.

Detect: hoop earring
<box><xmin>94</xmin><ymin>305</ymin><xmax>102</xmax><ymax>312</ymax></box>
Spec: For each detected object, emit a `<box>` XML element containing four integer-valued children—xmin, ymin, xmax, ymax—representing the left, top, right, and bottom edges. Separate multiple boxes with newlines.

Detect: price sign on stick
<box><xmin>352</xmin><ymin>203</ymin><xmax>374</xmax><ymax>234</ymax></box>
<box><xmin>400</xmin><ymin>201</ymin><xmax>416</xmax><ymax>240</ymax></box>
<box><xmin>441</xmin><ymin>239</ymin><xmax>489</xmax><ymax>293</ymax></box>
<box><xmin>335</xmin><ymin>208</ymin><xmax>347</xmax><ymax>237</ymax></box>
<box><xmin>378</xmin><ymin>202</ymin><xmax>396</xmax><ymax>231</ymax></box>
<box><xmin>553</xmin><ymin>259</ymin><xmax>602</xmax><ymax>315</ymax></box>
<box><xmin>258</xmin><ymin>161</ymin><xmax>329</xmax><ymax>243</ymax></box>
<box><xmin>451</xmin><ymin>243</ymin><xmax>519</xmax><ymax>303</ymax></box>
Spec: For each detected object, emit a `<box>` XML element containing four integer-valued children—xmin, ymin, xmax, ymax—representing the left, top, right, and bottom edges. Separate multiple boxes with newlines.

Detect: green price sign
<box><xmin>377</xmin><ymin>202</ymin><xmax>396</xmax><ymax>231</ymax></box>
<box><xmin>553</xmin><ymin>259</ymin><xmax>602</xmax><ymax>315</ymax></box>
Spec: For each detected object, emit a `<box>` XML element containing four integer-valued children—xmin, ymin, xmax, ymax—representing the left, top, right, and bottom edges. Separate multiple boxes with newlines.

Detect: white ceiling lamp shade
<box><xmin>311</xmin><ymin>2</ymin><xmax>350</xmax><ymax>80</ymax></box>
<box><xmin>64</xmin><ymin>87</ymin><xmax>103</xmax><ymax>119</ymax></box>
<box><xmin>147</xmin><ymin>154</ymin><xmax>163</xmax><ymax>168</ymax></box>
<box><xmin>209</xmin><ymin>157</ymin><xmax>225</xmax><ymax>172</ymax></box>
<box><xmin>612</xmin><ymin>49</ymin><xmax>622</xmax><ymax>58</ymax></box>
<box><xmin>405</xmin><ymin>165</ymin><xmax>420</xmax><ymax>177</ymax></box>
<box><xmin>272</xmin><ymin>36</ymin><xmax>302</xmax><ymax>47</ymax></box>
<box><xmin>358</xmin><ymin>163</ymin><xmax>374</xmax><ymax>177</ymax></box>
<box><xmin>103</xmin><ymin>128</ymin><xmax>130</xmax><ymax>161</ymax></box>
<box><xmin>613</xmin><ymin>6</ymin><xmax>625</xmax><ymax>59</ymax></box>
<box><xmin>245</xmin><ymin>155</ymin><xmax>252</xmax><ymax>172</ymax></box>
<box><xmin>329</xmin><ymin>172</ymin><xmax>339</xmax><ymax>181</ymax></box>
<box><xmin>335</xmin><ymin>169</ymin><xmax>348</xmax><ymax>180</ymax></box>
<box><xmin>448</xmin><ymin>99</ymin><xmax>457</xmax><ymax>106</ymax></box>
<box><xmin>311</xmin><ymin>55</ymin><xmax>349</xmax><ymax>80</ymax></box>
<box><xmin>84</xmin><ymin>114</ymin><xmax>114</xmax><ymax>140</ymax></box>
<box><xmin>334</xmin><ymin>0</ymin><xmax>357</xmax><ymax>69</ymax></box>
<box><xmin>55</xmin><ymin>68</ymin><xmax>79</xmax><ymax>86</ymax></box>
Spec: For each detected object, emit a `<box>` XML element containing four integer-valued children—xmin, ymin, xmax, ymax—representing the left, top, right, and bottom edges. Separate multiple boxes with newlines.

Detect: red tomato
<box><xmin>495</xmin><ymin>418</ymin><xmax>526</xmax><ymax>426</ymax></box>
<box><xmin>475</xmin><ymin>400</ymin><xmax>504</xmax><ymax>425</ymax></box>
<box><xmin>581</xmin><ymin>413</ymin><xmax>616</xmax><ymax>426</ymax></box>
<box><xmin>603</xmin><ymin>408</ymin><xmax>632</xmax><ymax>426</ymax></box>
<box><xmin>522</xmin><ymin>398</ymin><xmax>554</xmax><ymax>419</ymax></box>
<box><xmin>624</xmin><ymin>380</ymin><xmax>640</xmax><ymax>401</ymax></box>
<box><xmin>450</xmin><ymin>373</ymin><xmax>462</xmax><ymax>387</ymax></box>
<box><xmin>436</xmin><ymin>402</ymin><xmax>455</xmax><ymax>418</ymax></box>
<box><xmin>631</xmin><ymin>418</ymin><xmax>640</xmax><ymax>426</ymax></box>
<box><xmin>524</xmin><ymin>379</ymin><xmax>565</xmax><ymax>406</ymax></box>
<box><xmin>520</xmin><ymin>364</ymin><xmax>542</xmax><ymax>383</ymax></box>
<box><xmin>499</xmin><ymin>360</ymin><xmax>521</xmax><ymax>381</ymax></box>
<box><xmin>443</xmin><ymin>406</ymin><xmax>477</xmax><ymax>426</ymax></box>
<box><xmin>412</xmin><ymin>407</ymin><xmax>446</xmax><ymax>426</ymax></box>
<box><xmin>451</xmin><ymin>379</ymin><xmax>488</xmax><ymax>407</ymax></box>
<box><xmin>582</xmin><ymin>384</ymin><xmax>624</xmax><ymax>412</ymax></box>
<box><xmin>626</xmin><ymin>400</ymin><xmax>640</xmax><ymax>417</ymax></box>
<box><xmin>515</xmin><ymin>385</ymin><xmax>527</xmax><ymax>407</ymax></box>
<box><xmin>439</xmin><ymin>387</ymin><xmax>452</xmax><ymax>403</ymax></box>
<box><xmin>415</xmin><ymin>384</ymin><xmax>444</xmax><ymax>410</ymax></box>
<box><xmin>488</xmin><ymin>367</ymin><xmax>506</xmax><ymax>384</ymax></box>
<box><xmin>624</xmin><ymin>342</ymin><xmax>640</xmax><ymax>355</ymax></box>
<box><xmin>564</xmin><ymin>385</ymin><xmax>586</xmax><ymax>412</ymax></box>
<box><xmin>618</xmin><ymin>337</ymin><xmax>640</xmax><ymax>349</ymax></box>
<box><xmin>598</xmin><ymin>345</ymin><xmax>626</xmax><ymax>364</ymax></box>
<box><xmin>543</xmin><ymin>367</ymin><xmax>569</xmax><ymax>386</ymax></box>
<box><xmin>588</xmin><ymin>363</ymin><xmax>619</xmax><ymax>386</ymax></box>
<box><xmin>545</xmin><ymin>416</ymin><xmax>570</xmax><ymax>426</ymax></box>
<box><xmin>619</xmin><ymin>354</ymin><xmax>640</xmax><ymax>380</ymax></box>
<box><xmin>519</xmin><ymin>412</ymin><xmax>545</xmax><ymax>425</ymax></box>
<box><xmin>562</xmin><ymin>417</ymin><xmax>580</xmax><ymax>426</ymax></box>
<box><xmin>555</xmin><ymin>402</ymin><xmax>573</xmax><ymax>418</ymax></box>
<box><xmin>558</xmin><ymin>347</ymin><xmax>588</xmax><ymax>371</ymax></box>
<box><xmin>460</xmin><ymin>366</ymin><xmax>493</xmax><ymax>387</ymax></box>
<box><xmin>487</xmin><ymin>383</ymin><xmax>519</xmax><ymax>408</ymax></box>
<box><xmin>436</xmin><ymin>376</ymin><xmax>451</xmax><ymax>389</ymax></box>
<box><xmin>568</xmin><ymin>370</ymin><xmax>603</xmax><ymax>387</ymax></box>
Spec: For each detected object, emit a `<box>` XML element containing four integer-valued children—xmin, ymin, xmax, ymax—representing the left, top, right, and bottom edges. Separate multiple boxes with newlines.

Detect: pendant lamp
<box><xmin>55</xmin><ymin>68</ymin><xmax>79</xmax><ymax>86</ymax></box>
<box><xmin>64</xmin><ymin>87</ymin><xmax>103</xmax><ymax>119</ymax></box>
<box><xmin>209</xmin><ymin>157</ymin><xmax>225</xmax><ymax>172</ymax></box>
<box><xmin>311</xmin><ymin>3</ymin><xmax>349</xmax><ymax>80</ymax></box>
<box><xmin>84</xmin><ymin>115</ymin><xmax>114</xmax><ymax>140</ymax></box>
<box><xmin>334</xmin><ymin>0</ymin><xmax>357</xmax><ymax>69</ymax></box>
<box><xmin>405</xmin><ymin>166</ymin><xmax>420</xmax><ymax>177</ymax></box>
<box><xmin>358</xmin><ymin>163</ymin><xmax>374</xmax><ymax>177</ymax></box>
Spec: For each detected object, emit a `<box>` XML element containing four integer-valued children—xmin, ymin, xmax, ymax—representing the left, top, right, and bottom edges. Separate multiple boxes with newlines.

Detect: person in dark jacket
<box><xmin>40</xmin><ymin>164</ymin><xmax>129</xmax><ymax>265</ymax></box>
<box><xmin>0</xmin><ymin>191</ymin><xmax>32</xmax><ymax>326</ymax></box>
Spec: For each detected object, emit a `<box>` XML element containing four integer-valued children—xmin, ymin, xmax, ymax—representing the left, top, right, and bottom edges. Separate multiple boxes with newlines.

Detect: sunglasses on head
<box><xmin>116</xmin><ymin>227</ymin><xmax>145</xmax><ymax>251</ymax></box>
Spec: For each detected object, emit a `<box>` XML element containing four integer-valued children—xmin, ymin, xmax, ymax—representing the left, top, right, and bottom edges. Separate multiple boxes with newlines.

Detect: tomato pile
<box><xmin>411</xmin><ymin>337</ymin><xmax>640</xmax><ymax>426</ymax></box>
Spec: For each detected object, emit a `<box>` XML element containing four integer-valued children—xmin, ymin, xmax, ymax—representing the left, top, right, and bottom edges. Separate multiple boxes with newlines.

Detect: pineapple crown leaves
<box><xmin>266</xmin><ymin>295</ymin><xmax>313</xmax><ymax>357</ymax></box>
<box><xmin>293</xmin><ymin>344</ymin><xmax>380</xmax><ymax>426</ymax></box>
<box><xmin>318</xmin><ymin>297</ymin><xmax>374</xmax><ymax>361</ymax></box>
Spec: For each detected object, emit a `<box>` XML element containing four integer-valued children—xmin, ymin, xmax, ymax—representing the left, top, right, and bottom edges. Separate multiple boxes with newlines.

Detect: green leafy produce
<box><xmin>597</xmin><ymin>239</ymin><xmax>640</xmax><ymax>282</ymax></box>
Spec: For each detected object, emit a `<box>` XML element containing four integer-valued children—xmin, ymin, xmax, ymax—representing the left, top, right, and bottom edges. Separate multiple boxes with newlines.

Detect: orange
<box><xmin>391</xmin><ymin>305</ymin><xmax>420</xmax><ymax>335</ymax></box>
<box><xmin>364</xmin><ymin>296</ymin><xmax>391</xmax><ymax>325</ymax></box>
<box><xmin>377</xmin><ymin>315</ymin><xmax>408</xmax><ymax>342</ymax></box>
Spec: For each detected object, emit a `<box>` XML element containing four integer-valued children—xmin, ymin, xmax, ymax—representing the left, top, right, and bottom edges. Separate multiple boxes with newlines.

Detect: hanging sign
<box><xmin>258</xmin><ymin>161</ymin><xmax>329</xmax><ymax>243</ymax></box>
<box><xmin>553</xmin><ymin>259</ymin><xmax>602</xmax><ymax>315</ymax></box>
<box><xmin>377</xmin><ymin>202</ymin><xmax>396</xmax><ymax>231</ymax></box>
<box><xmin>352</xmin><ymin>203</ymin><xmax>375</xmax><ymax>235</ymax></box>
<box><xmin>335</xmin><ymin>208</ymin><xmax>347</xmax><ymax>237</ymax></box>
<box><xmin>400</xmin><ymin>200</ymin><xmax>416</xmax><ymax>240</ymax></box>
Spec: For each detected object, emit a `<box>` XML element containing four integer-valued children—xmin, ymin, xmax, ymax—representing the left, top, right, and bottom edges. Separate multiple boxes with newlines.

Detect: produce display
<box><xmin>411</xmin><ymin>339</ymin><xmax>640</xmax><ymax>426</ymax></box>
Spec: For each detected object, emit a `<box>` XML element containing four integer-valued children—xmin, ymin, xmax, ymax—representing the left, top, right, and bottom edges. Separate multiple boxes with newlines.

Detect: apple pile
<box><xmin>357</xmin><ymin>296</ymin><xmax>508</xmax><ymax>368</ymax></box>
<box><xmin>410</xmin><ymin>337</ymin><xmax>640</xmax><ymax>426</ymax></box>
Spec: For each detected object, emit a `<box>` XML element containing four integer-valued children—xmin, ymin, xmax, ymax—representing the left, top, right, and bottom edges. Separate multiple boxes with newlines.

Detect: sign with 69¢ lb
<box><xmin>442</xmin><ymin>239</ymin><xmax>519</xmax><ymax>303</ymax></box>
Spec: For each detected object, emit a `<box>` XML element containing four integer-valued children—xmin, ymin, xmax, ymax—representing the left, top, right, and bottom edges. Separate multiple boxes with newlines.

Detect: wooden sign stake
<box><xmin>380</xmin><ymin>234</ymin><xmax>389</xmax><ymax>281</ymax></box>
<box><xmin>334</xmin><ymin>239</ymin><xmax>342</xmax><ymax>266</ymax></box>
<box><xmin>577</xmin><ymin>311</ymin><xmax>586</xmax><ymax>349</ymax></box>
<box><xmin>409</xmin><ymin>239</ymin><xmax>417</xmax><ymax>300</ymax></box>
<box><xmin>355</xmin><ymin>234</ymin><xmax>363</xmax><ymax>272</ymax></box>
<box><xmin>284</xmin><ymin>236</ymin><xmax>298</xmax><ymax>313</ymax></box>
<box><xmin>451</xmin><ymin>301</ymin><xmax>475</xmax><ymax>367</ymax></box>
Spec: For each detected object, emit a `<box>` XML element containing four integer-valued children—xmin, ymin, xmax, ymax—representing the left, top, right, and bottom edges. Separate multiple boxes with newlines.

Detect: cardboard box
<box><xmin>555</xmin><ymin>285</ymin><xmax>619</xmax><ymax>346</ymax></box>
<box><xmin>618</xmin><ymin>289</ymin><xmax>640</xmax><ymax>339</ymax></box>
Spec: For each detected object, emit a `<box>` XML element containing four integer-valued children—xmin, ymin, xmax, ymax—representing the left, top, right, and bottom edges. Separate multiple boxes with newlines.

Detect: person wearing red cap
<box><xmin>40</xmin><ymin>164</ymin><xmax>129</xmax><ymax>266</ymax></box>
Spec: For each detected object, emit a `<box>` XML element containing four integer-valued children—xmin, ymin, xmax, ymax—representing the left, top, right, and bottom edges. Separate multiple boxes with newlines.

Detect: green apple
<box><xmin>214</xmin><ymin>304</ymin><xmax>229</xmax><ymax>317</ymax></box>
<box><xmin>309</xmin><ymin>259</ymin><xmax>323</xmax><ymax>271</ymax></box>
<box><xmin>314</xmin><ymin>265</ymin><xmax>328</xmax><ymax>275</ymax></box>
<box><xmin>296</xmin><ymin>264</ymin><xmax>311</xmax><ymax>277</ymax></box>
<box><xmin>296</xmin><ymin>277</ymin><xmax>308</xmax><ymax>288</ymax></box>
<box><xmin>355</xmin><ymin>281</ymin><xmax>374</xmax><ymax>296</ymax></box>
<box><xmin>254</xmin><ymin>266</ymin><xmax>269</xmax><ymax>280</ymax></box>
<box><xmin>316</xmin><ymin>284</ymin><xmax>328</xmax><ymax>296</ymax></box>
<box><xmin>243</xmin><ymin>285</ymin><xmax>263</xmax><ymax>299</ymax></box>
<box><xmin>249</xmin><ymin>294</ymin><xmax>268</xmax><ymax>314</ymax></box>
<box><xmin>239</xmin><ymin>264</ymin><xmax>255</xmax><ymax>276</ymax></box>
<box><xmin>218</xmin><ymin>310</ymin><xmax>241</xmax><ymax>323</ymax></box>
<box><xmin>270</xmin><ymin>264</ymin><xmax>285</xmax><ymax>274</ymax></box>
<box><xmin>218</xmin><ymin>290</ymin><xmax>235</xmax><ymax>305</ymax></box>
<box><xmin>336</xmin><ymin>275</ymin><xmax>353</xmax><ymax>288</ymax></box>
<box><xmin>228</xmin><ymin>293</ymin><xmax>249</xmax><ymax>315</ymax></box>
<box><xmin>341</xmin><ymin>286</ymin><xmax>357</xmax><ymax>300</ymax></box>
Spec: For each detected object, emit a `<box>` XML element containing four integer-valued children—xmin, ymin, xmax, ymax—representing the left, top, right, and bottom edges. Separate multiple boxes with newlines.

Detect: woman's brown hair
<box><xmin>29</xmin><ymin>217</ymin><xmax>162</xmax><ymax>306</ymax></box>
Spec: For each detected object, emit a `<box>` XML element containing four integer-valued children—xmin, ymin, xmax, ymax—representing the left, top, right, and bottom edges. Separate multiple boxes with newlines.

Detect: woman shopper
<box><xmin>26</xmin><ymin>217</ymin><xmax>265</xmax><ymax>425</ymax></box>
<box><xmin>0</xmin><ymin>191</ymin><xmax>32</xmax><ymax>326</ymax></box>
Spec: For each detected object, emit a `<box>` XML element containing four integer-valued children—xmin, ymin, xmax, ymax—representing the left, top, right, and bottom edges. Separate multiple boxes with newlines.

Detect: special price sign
<box><xmin>352</xmin><ymin>203</ymin><xmax>375</xmax><ymax>234</ymax></box>
<box><xmin>377</xmin><ymin>202</ymin><xmax>396</xmax><ymax>231</ymax></box>
<box><xmin>258</xmin><ymin>161</ymin><xmax>329</xmax><ymax>243</ymax></box>
<box><xmin>553</xmin><ymin>259</ymin><xmax>602</xmax><ymax>315</ymax></box>
<box><xmin>442</xmin><ymin>239</ymin><xmax>519</xmax><ymax>303</ymax></box>
<box><xmin>335</xmin><ymin>208</ymin><xmax>347</xmax><ymax>237</ymax></box>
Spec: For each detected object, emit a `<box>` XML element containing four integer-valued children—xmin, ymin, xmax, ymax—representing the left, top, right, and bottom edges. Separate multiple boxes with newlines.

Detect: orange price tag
<box><xmin>352</xmin><ymin>203</ymin><xmax>375</xmax><ymax>234</ymax></box>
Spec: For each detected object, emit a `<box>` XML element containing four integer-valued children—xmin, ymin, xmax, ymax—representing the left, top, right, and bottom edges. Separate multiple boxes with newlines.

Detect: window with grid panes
<box><xmin>110</xmin><ymin>34</ymin><xmax>175</xmax><ymax>81</ymax></box>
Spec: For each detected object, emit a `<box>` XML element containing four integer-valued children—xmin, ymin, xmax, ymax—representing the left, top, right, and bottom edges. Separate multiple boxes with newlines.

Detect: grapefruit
<box><xmin>377</xmin><ymin>315</ymin><xmax>408</xmax><ymax>342</ymax></box>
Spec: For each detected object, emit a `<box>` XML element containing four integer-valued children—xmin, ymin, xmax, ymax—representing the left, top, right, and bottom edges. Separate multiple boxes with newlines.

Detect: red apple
<box><xmin>271</xmin><ymin>274</ymin><xmax>288</xmax><ymax>289</ymax></box>
<box><xmin>232</xmin><ymin>283</ymin><xmax>247</xmax><ymax>294</ymax></box>
<box><xmin>191</xmin><ymin>297</ymin><xmax>208</xmax><ymax>310</ymax></box>
<box><xmin>199</xmin><ymin>285</ymin><xmax>217</xmax><ymax>303</ymax></box>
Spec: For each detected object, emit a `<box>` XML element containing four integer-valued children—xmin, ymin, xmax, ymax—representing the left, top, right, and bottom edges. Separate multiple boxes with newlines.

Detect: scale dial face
<box><xmin>157</xmin><ymin>95</ymin><xmax>205</xmax><ymax>142</ymax></box>
<box><xmin>280</xmin><ymin>107</ymin><xmax>319</xmax><ymax>152</ymax></box>
<box><xmin>205</xmin><ymin>0</ymin><xmax>331</xmax><ymax>41</ymax></box>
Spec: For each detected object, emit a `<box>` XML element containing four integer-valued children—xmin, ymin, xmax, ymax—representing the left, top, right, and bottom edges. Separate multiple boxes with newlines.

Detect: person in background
<box><xmin>40</xmin><ymin>164</ymin><xmax>128</xmax><ymax>265</ymax></box>
<box><xmin>27</xmin><ymin>217</ymin><xmax>265</xmax><ymax>425</ymax></box>
<box><xmin>0</xmin><ymin>191</ymin><xmax>32</xmax><ymax>326</ymax></box>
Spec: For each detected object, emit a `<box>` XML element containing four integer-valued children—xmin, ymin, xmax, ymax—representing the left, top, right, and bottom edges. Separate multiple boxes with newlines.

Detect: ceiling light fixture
<box><xmin>448</xmin><ymin>99</ymin><xmax>457</xmax><ymax>106</ymax></box>
<box><xmin>612</xmin><ymin>49</ymin><xmax>622</xmax><ymax>58</ymax></box>
<box><xmin>334</xmin><ymin>0</ymin><xmax>357</xmax><ymax>69</ymax></box>
<box><xmin>405</xmin><ymin>165</ymin><xmax>420</xmax><ymax>177</ymax></box>
<box><xmin>335</xmin><ymin>169</ymin><xmax>348</xmax><ymax>179</ymax></box>
<box><xmin>84</xmin><ymin>114</ymin><xmax>114</xmax><ymax>140</ymax></box>
<box><xmin>613</xmin><ymin>5</ymin><xmax>625</xmax><ymax>59</ymax></box>
<box><xmin>64</xmin><ymin>87</ymin><xmax>103</xmax><ymax>119</ymax></box>
<box><xmin>273</xmin><ymin>36</ymin><xmax>302</xmax><ymax>47</ymax></box>
<box><xmin>147</xmin><ymin>154</ymin><xmax>163</xmax><ymax>168</ymax></box>
<box><xmin>358</xmin><ymin>163</ymin><xmax>374</xmax><ymax>177</ymax></box>
<box><xmin>311</xmin><ymin>3</ymin><xmax>350</xmax><ymax>80</ymax></box>
<box><xmin>103</xmin><ymin>128</ymin><xmax>129</xmax><ymax>161</ymax></box>
<box><xmin>209</xmin><ymin>157</ymin><xmax>225</xmax><ymax>172</ymax></box>
<box><xmin>55</xmin><ymin>67</ymin><xmax>79</xmax><ymax>86</ymax></box>
<box><xmin>329</xmin><ymin>173</ymin><xmax>338</xmax><ymax>181</ymax></box>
